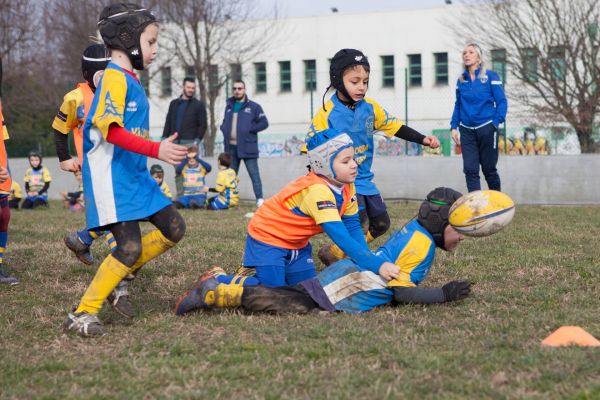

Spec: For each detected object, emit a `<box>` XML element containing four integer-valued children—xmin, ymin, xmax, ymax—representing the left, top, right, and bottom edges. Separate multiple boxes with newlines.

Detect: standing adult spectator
<box><xmin>450</xmin><ymin>43</ymin><xmax>507</xmax><ymax>192</ymax></box>
<box><xmin>220</xmin><ymin>80</ymin><xmax>269</xmax><ymax>207</ymax></box>
<box><xmin>163</xmin><ymin>77</ymin><xmax>208</xmax><ymax>197</ymax></box>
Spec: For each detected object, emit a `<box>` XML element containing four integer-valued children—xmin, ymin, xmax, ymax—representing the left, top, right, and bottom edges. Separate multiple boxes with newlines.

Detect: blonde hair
<box><xmin>459</xmin><ymin>43</ymin><xmax>487</xmax><ymax>83</ymax></box>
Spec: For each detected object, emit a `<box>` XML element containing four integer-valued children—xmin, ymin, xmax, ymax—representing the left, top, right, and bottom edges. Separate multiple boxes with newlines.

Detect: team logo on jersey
<box><xmin>316</xmin><ymin>200</ymin><xmax>336</xmax><ymax>210</ymax></box>
<box><xmin>244</xmin><ymin>107</ymin><xmax>252</xmax><ymax>113</ymax></box>
<box><xmin>126</xmin><ymin>101</ymin><xmax>138</xmax><ymax>112</ymax></box>
<box><xmin>103</xmin><ymin>93</ymin><xmax>121</xmax><ymax>117</ymax></box>
<box><xmin>479</xmin><ymin>75</ymin><xmax>488</xmax><ymax>84</ymax></box>
<box><xmin>365</xmin><ymin>116</ymin><xmax>374</xmax><ymax>134</ymax></box>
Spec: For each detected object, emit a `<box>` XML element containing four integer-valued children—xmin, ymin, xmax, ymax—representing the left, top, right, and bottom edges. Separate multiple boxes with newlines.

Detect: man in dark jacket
<box><xmin>162</xmin><ymin>77</ymin><xmax>208</xmax><ymax>197</ymax></box>
<box><xmin>220</xmin><ymin>80</ymin><xmax>269</xmax><ymax>207</ymax></box>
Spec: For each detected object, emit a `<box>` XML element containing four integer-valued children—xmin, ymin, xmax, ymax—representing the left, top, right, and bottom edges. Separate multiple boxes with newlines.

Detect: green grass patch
<box><xmin>0</xmin><ymin>201</ymin><xmax>599</xmax><ymax>399</ymax></box>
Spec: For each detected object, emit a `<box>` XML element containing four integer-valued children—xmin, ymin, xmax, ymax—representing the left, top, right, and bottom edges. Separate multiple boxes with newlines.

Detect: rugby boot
<box><xmin>0</xmin><ymin>265</ymin><xmax>18</xmax><ymax>285</ymax></box>
<box><xmin>107</xmin><ymin>280</ymin><xmax>134</xmax><ymax>319</ymax></box>
<box><xmin>63</xmin><ymin>310</ymin><xmax>105</xmax><ymax>337</ymax></box>
<box><xmin>175</xmin><ymin>276</ymin><xmax>220</xmax><ymax>316</ymax></box>
<box><xmin>64</xmin><ymin>232</ymin><xmax>94</xmax><ymax>265</ymax></box>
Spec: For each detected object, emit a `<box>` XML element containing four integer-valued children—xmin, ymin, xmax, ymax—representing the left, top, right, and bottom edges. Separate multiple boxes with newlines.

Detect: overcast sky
<box><xmin>256</xmin><ymin>0</ymin><xmax>450</xmax><ymax>18</ymax></box>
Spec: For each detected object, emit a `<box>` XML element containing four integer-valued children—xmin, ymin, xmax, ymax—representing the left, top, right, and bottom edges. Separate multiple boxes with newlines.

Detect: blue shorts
<box><xmin>243</xmin><ymin>235</ymin><xmax>317</xmax><ymax>287</ymax></box>
<box><xmin>25</xmin><ymin>195</ymin><xmax>48</xmax><ymax>203</ymax></box>
<box><xmin>176</xmin><ymin>194</ymin><xmax>206</xmax><ymax>208</ymax></box>
<box><xmin>207</xmin><ymin>196</ymin><xmax>228</xmax><ymax>210</ymax></box>
<box><xmin>357</xmin><ymin>193</ymin><xmax>387</xmax><ymax>218</ymax></box>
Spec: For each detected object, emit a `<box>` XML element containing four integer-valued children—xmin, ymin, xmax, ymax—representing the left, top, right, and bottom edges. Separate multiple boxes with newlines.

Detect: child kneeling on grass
<box><xmin>175</xmin><ymin>128</ymin><xmax>397</xmax><ymax>310</ymax></box>
<box><xmin>203</xmin><ymin>152</ymin><xmax>239</xmax><ymax>210</ymax></box>
<box><xmin>176</xmin><ymin>187</ymin><xmax>471</xmax><ymax>315</ymax></box>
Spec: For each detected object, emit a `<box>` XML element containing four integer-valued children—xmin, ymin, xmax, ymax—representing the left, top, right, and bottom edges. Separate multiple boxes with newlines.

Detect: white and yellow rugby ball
<box><xmin>449</xmin><ymin>190</ymin><xmax>515</xmax><ymax>237</ymax></box>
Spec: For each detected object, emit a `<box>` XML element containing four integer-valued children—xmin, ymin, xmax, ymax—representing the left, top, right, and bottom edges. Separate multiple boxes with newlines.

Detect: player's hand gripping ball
<box><xmin>449</xmin><ymin>190</ymin><xmax>515</xmax><ymax>237</ymax></box>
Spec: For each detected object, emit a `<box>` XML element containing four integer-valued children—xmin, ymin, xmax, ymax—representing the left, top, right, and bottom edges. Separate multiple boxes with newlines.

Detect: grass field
<box><xmin>0</xmin><ymin>201</ymin><xmax>599</xmax><ymax>399</ymax></box>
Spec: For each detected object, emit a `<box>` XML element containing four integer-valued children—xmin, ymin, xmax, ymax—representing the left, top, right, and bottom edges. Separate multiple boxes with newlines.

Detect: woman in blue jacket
<box><xmin>451</xmin><ymin>43</ymin><xmax>507</xmax><ymax>192</ymax></box>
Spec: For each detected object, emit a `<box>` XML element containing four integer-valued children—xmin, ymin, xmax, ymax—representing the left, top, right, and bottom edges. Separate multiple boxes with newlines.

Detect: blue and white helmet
<box><xmin>306</xmin><ymin>129</ymin><xmax>354</xmax><ymax>181</ymax></box>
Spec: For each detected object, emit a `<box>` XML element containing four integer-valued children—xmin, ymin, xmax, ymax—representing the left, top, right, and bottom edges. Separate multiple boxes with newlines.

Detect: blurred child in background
<box><xmin>22</xmin><ymin>150</ymin><xmax>51</xmax><ymax>209</ymax></box>
<box><xmin>150</xmin><ymin>164</ymin><xmax>173</xmax><ymax>200</ymax></box>
<box><xmin>8</xmin><ymin>181</ymin><xmax>22</xmax><ymax>209</ymax></box>
<box><xmin>204</xmin><ymin>152</ymin><xmax>239</xmax><ymax>211</ymax></box>
<box><xmin>174</xmin><ymin>145</ymin><xmax>211</xmax><ymax>209</ymax></box>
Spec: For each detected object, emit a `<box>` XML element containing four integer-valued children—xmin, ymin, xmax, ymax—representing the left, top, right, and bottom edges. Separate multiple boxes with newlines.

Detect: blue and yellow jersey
<box><xmin>307</xmin><ymin>95</ymin><xmax>403</xmax><ymax>196</ymax></box>
<box><xmin>215</xmin><ymin>168</ymin><xmax>239</xmax><ymax>207</ymax></box>
<box><xmin>182</xmin><ymin>163</ymin><xmax>209</xmax><ymax>195</ymax></box>
<box><xmin>82</xmin><ymin>63</ymin><xmax>171</xmax><ymax>229</ymax></box>
<box><xmin>248</xmin><ymin>171</ymin><xmax>358</xmax><ymax>249</ymax></box>
<box><xmin>51</xmin><ymin>83</ymin><xmax>94</xmax><ymax>163</ymax></box>
<box><xmin>9</xmin><ymin>181</ymin><xmax>21</xmax><ymax>200</ymax></box>
<box><xmin>24</xmin><ymin>167</ymin><xmax>51</xmax><ymax>196</ymax></box>
<box><xmin>159</xmin><ymin>181</ymin><xmax>173</xmax><ymax>199</ymax></box>
<box><xmin>318</xmin><ymin>219</ymin><xmax>435</xmax><ymax>313</ymax></box>
<box><xmin>376</xmin><ymin>219</ymin><xmax>435</xmax><ymax>287</ymax></box>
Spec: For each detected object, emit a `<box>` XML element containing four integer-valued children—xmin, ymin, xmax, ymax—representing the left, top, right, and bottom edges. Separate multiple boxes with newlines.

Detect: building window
<box><xmin>408</xmin><ymin>54</ymin><xmax>422</xmax><ymax>87</ymax></box>
<box><xmin>304</xmin><ymin>59</ymin><xmax>316</xmax><ymax>91</ymax></box>
<box><xmin>279</xmin><ymin>61</ymin><xmax>291</xmax><ymax>92</ymax></box>
<box><xmin>139</xmin><ymin>69</ymin><xmax>149</xmax><ymax>95</ymax></box>
<box><xmin>548</xmin><ymin>46</ymin><xmax>566</xmax><ymax>81</ymax></box>
<box><xmin>208</xmin><ymin>64</ymin><xmax>219</xmax><ymax>97</ymax></box>
<box><xmin>434</xmin><ymin>52</ymin><xmax>448</xmax><ymax>85</ymax></box>
<box><xmin>255</xmin><ymin>62</ymin><xmax>267</xmax><ymax>93</ymax></box>
<box><xmin>185</xmin><ymin>66</ymin><xmax>196</xmax><ymax>81</ymax></box>
<box><xmin>522</xmin><ymin>48</ymin><xmax>538</xmax><ymax>82</ymax></box>
<box><xmin>381</xmin><ymin>55</ymin><xmax>395</xmax><ymax>88</ymax></box>
<box><xmin>230</xmin><ymin>63</ymin><xmax>242</xmax><ymax>92</ymax></box>
<box><xmin>491</xmin><ymin>49</ymin><xmax>507</xmax><ymax>83</ymax></box>
<box><xmin>161</xmin><ymin>66</ymin><xmax>172</xmax><ymax>97</ymax></box>
<box><xmin>230</xmin><ymin>63</ymin><xmax>242</xmax><ymax>81</ymax></box>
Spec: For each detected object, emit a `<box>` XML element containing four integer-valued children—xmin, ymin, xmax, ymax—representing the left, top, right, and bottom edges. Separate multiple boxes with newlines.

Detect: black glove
<box><xmin>442</xmin><ymin>280</ymin><xmax>471</xmax><ymax>302</ymax></box>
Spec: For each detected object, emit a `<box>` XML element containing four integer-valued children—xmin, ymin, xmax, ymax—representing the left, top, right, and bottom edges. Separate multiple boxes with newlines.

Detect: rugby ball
<box><xmin>449</xmin><ymin>190</ymin><xmax>515</xmax><ymax>237</ymax></box>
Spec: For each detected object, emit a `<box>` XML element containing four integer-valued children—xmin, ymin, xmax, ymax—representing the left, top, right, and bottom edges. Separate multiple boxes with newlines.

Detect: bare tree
<box><xmin>453</xmin><ymin>0</ymin><xmax>600</xmax><ymax>152</ymax></box>
<box><xmin>0</xmin><ymin>0</ymin><xmax>36</xmax><ymax>62</ymax></box>
<box><xmin>157</xmin><ymin>0</ymin><xmax>280</xmax><ymax>156</ymax></box>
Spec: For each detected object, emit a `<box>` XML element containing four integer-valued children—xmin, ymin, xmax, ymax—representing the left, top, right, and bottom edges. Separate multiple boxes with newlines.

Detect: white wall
<box><xmin>146</xmin><ymin>5</ymin><xmax>518</xmax><ymax>141</ymax></box>
<box><xmin>11</xmin><ymin>155</ymin><xmax>600</xmax><ymax>205</ymax></box>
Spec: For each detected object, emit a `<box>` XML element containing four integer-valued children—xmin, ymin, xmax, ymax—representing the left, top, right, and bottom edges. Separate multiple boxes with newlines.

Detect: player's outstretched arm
<box><xmin>106</xmin><ymin>124</ymin><xmax>187</xmax><ymax>165</ymax></box>
<box><xmin>393</xmin><ymin>280</ymin><xmax>471</xmax><ymax>304</ymax></box>
<box><xmin>394</xmin><ymin>125</ymin><xmax>440</xmax><ymax>148</ymax></box>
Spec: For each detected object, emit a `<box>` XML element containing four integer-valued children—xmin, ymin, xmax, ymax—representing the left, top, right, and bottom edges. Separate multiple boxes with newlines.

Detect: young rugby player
<box><xmin>204</xmin><ymin>152</ymin><xmax>239</xmax><ymax>211</ymax></box>
<box><xmin>175</xmin><ymin>129</ymin><xmax>397</xmax><ymax>313</ymax></box>
<box><xmin>176</xmin><ymin>188</ymin><xmax>471</xmax><ymax>315</ymax></box>
<box><xmin>174</xmin><ymin>145</ymin><xmax>211</xmax><ymax>209</ymax></box>
<box><xmin>22</xmin><ymin>150</ymin><xmax>52</xmax><ymax>209</ymax></box>
<box><xmin>307</xmin><ymin>49</ymin><xmax>441</xmax><ymax>266</ymax></box>
<box><xmin>63</xmin><ymin>3</ymin><xmax>187</xmax><ymax>337</ymax></box>
<box><xmin>54</xmin><ymin>44</ymin><xmax>111</xmax><ymax>265</ymax></box>
<box><xmin>150</xmin><ymin>164</ymin><xmax>173</xmax><ymax>200</ymax></box>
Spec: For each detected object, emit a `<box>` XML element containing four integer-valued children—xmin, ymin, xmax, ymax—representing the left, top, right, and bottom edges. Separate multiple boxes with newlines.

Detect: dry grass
<box><xmin>1</xmin><ymin>201</ymin><xmax>599</xmax><ymax>399</ymax></box>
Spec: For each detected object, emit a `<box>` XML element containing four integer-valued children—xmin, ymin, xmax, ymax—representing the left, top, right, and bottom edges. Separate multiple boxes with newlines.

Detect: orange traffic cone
<box><xmin>541</xmin><ymin>326</ymin><xmax>600</xmax><ymax>347</ymax></box>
